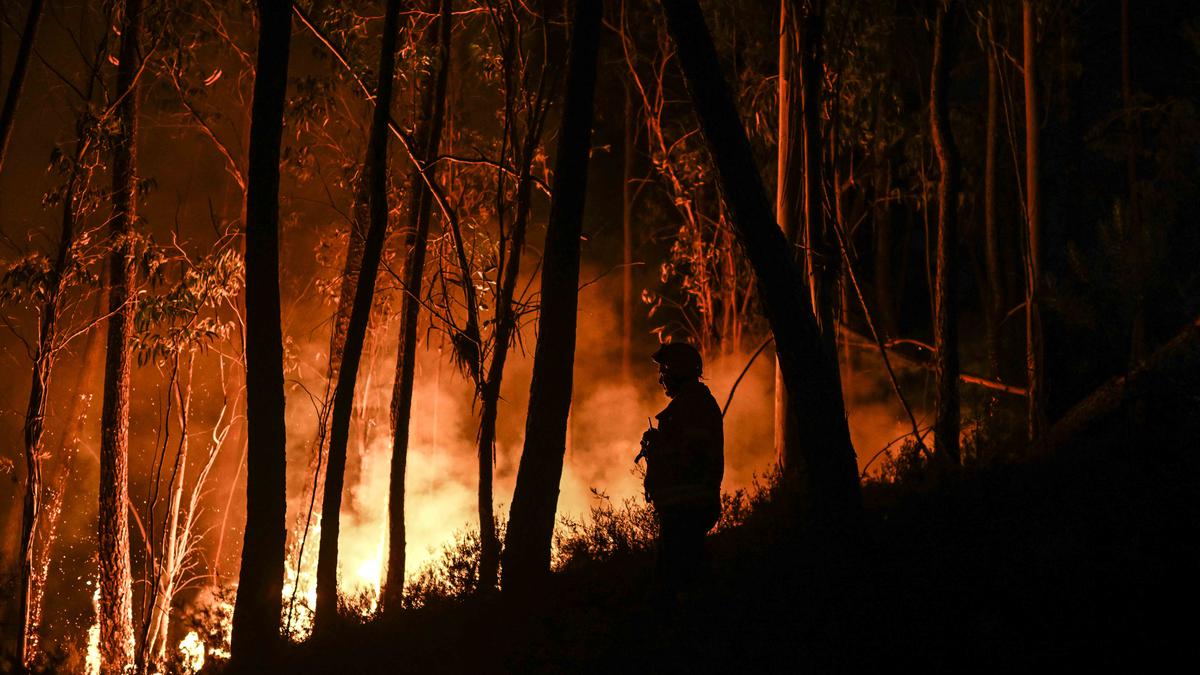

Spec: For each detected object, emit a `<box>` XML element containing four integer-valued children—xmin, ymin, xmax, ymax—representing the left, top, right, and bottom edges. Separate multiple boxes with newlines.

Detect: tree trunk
<box><xmin>16</xmin><ymin>110</ymin><xmax>81</xmax><ymax>669</ymax></box>
<box><xmin>97</xmin><ymin>1</ymin><xmax>142</xmax><ymax>670</ymax></box>
<box><xmin>799</xmin><ymin>0</ymin><xmax>835</xmax><ymax>346</ymax></box>
<box><xmin>983</xmin><ymin>8</ymin><xmax>1002</xmax><ymax>378</ymax></box>
<box><xmin>774</xmin><ymin>0</ymin><xmax>803</xmax><ymax>473</ymax></box>
<box><xmin>621</xmin><ymin>80</ymin><xmax>635</xmax><ymax>383</ymax></box>
<box><xmin>476</xmin><ymin>178</ymin><xmax>534</xmax><ymax>594</ymax></box>
<box><xmin>930</xmin><ymin>1</ymin><xmax>961</xmax><ymax>465</ymax></box>
<box><xmin>142</xmin><ymin>357</ymin><xmax>194</xmax><ymax>670</ymax></box>
<box><xmin>1023</xmin><ymin>0</ymin><xmax>1043</xmax><ymax>440</ymax></box>
<box><xmin>658</xmin><ymin>0</ymin><xmax>860</xmax><ymax>522</ymax></box>
<box><xmin>25</xmin><ymin>284</ymin><xmax>104</xmax><ymax>664</ymax></box>
<box><xmin>502</xmin><ymin>0</ymin><xmax>602</xmax><ymax>595</ymax></box>
<box><xmin>1121</xmin><ymin>0</ymin><xmax>1144</xmax><ymax>365</ymax></box>
<box><xmin>0</xmin><ymin>0</ymin><xmax>44</xmax><ymax>175</ymax></box>
<box><xmin>230</xmin><ymin>0</ymin><xmax>292</xmax><ymax>666</ymax></box>
<box><xmin>383</xmin><ymin>0</ymin><xmax>452</xmax><ymax>613</ymax></box>
<box><xmin>315</xmin><ymin>0</ymin><xmax>403</xmax><ymax>632</ymax></box>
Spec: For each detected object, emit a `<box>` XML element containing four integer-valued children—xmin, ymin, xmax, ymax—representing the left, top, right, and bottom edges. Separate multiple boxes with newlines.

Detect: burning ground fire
<box><xmin>75</xmin><ymin>274</ymin><xmax>920</xmax><ymax>670</ymax></box>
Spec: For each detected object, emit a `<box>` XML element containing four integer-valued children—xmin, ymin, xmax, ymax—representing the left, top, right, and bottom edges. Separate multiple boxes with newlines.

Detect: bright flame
<box><xmin>177</xmin><ymin>631</ymin><xmax>205</xmax><ymax>673</ymax></box>
<box><xmin>85</xmin><ymin>585</ymin><xmax>100</xmax><ymax>675</ymax></box>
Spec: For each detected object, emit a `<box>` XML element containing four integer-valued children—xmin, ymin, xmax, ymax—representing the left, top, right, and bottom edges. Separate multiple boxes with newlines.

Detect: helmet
<box><xmin>651</xmin><ymin>342</ymin><xmax>703</xmax><ymax>378</ymax></box>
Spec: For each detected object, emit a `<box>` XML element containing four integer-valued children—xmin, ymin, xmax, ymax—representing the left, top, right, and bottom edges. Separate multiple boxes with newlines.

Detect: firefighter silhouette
<box><xmin>638</xmin><ymin>342</ymin><xmax>724</xmax><ymax>598</ymax></box>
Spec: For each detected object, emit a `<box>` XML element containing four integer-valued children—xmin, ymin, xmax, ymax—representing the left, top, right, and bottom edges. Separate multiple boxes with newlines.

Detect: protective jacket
<box><xmin>642</xmin><ymin>380</ymin><xmax>724</xmax><ymax>510</ymax></box>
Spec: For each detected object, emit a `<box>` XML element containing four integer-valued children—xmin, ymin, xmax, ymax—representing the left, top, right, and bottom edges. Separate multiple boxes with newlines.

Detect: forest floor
<box><xmin>271</xmin><ymin>399</ymin><xmax>1200</xmax><ymax>674</ymax></box>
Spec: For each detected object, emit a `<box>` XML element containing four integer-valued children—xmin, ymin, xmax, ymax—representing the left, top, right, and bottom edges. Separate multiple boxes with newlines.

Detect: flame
<box><xmin>177</xmin><ymin>631</ymin><xmax>205</xmax><ymax>673</ymax></box>
<box><xmin>85</xmin><ymin>585</ymin><xmax>100</xmax><ymax>675</ymax></box>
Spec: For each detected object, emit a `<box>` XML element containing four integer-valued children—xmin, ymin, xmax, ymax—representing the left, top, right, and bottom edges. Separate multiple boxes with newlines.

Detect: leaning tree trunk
<box><xmin>315</xmin><ymin>0</ymin><xmax>403</xmax><ymax>632</ymax></box>
<box><xmin>774</xmin><ymin>0</ymin><xmax>804</xmax><ymax>472</ymax></box>
<box><xmin>16</xmin><ymin>95</ymin><xmax>82</xmax><ymax>668</ymax></box>
<box><xmin>930</xmin><ymin>1</ymin><xmax>961</xmax><ymax>465</ymax></box>
<box><xmin>230</xmin><ymin>0</ymin><xmax>292</xmax><ymax>666</ymax></box>
<box><xmin>97</xmin><ymin>1</ymin><xmax>142</xmax><ymax>671</ymax></box>
<box><xmin>1022</xmin><ymin>0</ymin><xmax>1043</xmax><ymax>440</ymax></box>
<box><xmin>0</xmin><ymin>0</ymin><xmax>44</xmax><ymax>175</ymax></box>
<box><xmin>502</xmin><ymin>0</ymin><xmax>602</xmax><ymax>595</ymax></box>
<box><xmin>25</xmin><ymin>282</ymin><xmax>104</xmax><ymax>664</ymax></box>
<box><xmin>382</xmin><ymin>0</ymin><xmax>452</xmax><ymax>613</ymax></box>
<box><xmin>658</xmin><ymin>0</ymin><xmax>860</xmax><ymax>522</ymax></box>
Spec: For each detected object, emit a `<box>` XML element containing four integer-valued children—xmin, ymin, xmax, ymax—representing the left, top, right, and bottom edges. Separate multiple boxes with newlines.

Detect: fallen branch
<box><xmin>839</xmin><ymin>328</ymin><xmax>1028</xmax><ymax>397</ymax></box>
<box><xmin>1044</xmin><ymin>313</ymin><xmax>1200</xmax><ymax>452</ymax></box>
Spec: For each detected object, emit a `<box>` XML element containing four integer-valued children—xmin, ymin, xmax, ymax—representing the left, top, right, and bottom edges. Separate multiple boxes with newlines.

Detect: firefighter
<box><xmin>638</xmin><ymin>342</ymin><xmax>724</xmax><ymax>598</ymax></box>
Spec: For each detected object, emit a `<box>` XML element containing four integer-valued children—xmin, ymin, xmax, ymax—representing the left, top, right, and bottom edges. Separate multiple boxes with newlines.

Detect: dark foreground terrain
<box><xmin>270</xmin><ymin>395</ymin><xmax>1198</xmax><ymax>674</ymax></box>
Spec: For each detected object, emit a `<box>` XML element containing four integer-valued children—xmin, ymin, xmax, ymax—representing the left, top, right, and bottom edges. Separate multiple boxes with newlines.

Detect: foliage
<box><xmin>133</xmin><ymin>242</ymin><xmax>244</xmax><ymax>365</ymax></box>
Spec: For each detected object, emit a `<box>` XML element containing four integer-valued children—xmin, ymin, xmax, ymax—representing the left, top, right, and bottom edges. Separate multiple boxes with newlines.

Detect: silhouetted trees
<box><xmin>0</xmin><ymin>0</ymin><xmax>44</xmax><ymax>175</ymax></box>
<box><xmin>503</xmin><ymin>0</ymin><xmax>603</xmax><ymax>595</ymax></box>
<box><xmin>314</xmin><ymin>0</ymin><xmax>404</xmax><ymax>633</ymax></box>
<box><xmin>658</xmin><ymin>0</ymin><xmax>860</xmax><ymax>522</ymax></box>
<box><xmin>931</xmin><ymin>1</ymin><xmax>961</xmax><ymax>465</ymax></box>
<box><xmin>231</xmin><ymin>0</ymin><xmax>292</xmax><ymax>666</ymax></box>
<box><xmin>384</xmin><ymin>0</ymin><xmax>453</xmax><ymax>613</ymax></box>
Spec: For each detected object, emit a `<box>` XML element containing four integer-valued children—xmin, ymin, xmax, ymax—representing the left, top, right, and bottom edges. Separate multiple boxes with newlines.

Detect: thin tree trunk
<box><xmin>476</xmin><ymin>171</ymin><xmax>535</xmax><ymax>593</ymax></box>
<box><xmin>16</xmin><ymin>121</ymin><xmax>81</xmax><ymax>670</ymax></box>
<box><xmin>1121</xmin><ymin>0</ymin><xmax>1144</xmax><ymax>365</ymax></box>
<box><xmin>983</xmin><ymin>8</ymin><xmax>1002</xmax><ymax>378</ymax></box>
<box><xmin>0</xmin><ymin>0</ymin><xmax>44</xmax><ymax>175</ymax></box>
<box><xmin>621</xmin><ymin>80</ymin><xmax>635</xmax><ymax>383</ymax></box>
<box><xmin>142</xmin><ymin>356</ymin><xmax>194</xmax><ymax>669</ymax></box>
<box><xmin>474</xmin><ymin>10</ymin><xmax>559</xmax><ymax>591</ymax></box>
<box><xmin>1023</xmin><ymin>0</ymin><xmax>1043</xmax><ymax>440</ymax></box>
<box><xmin>799</xmin><ymin>0</ymin><xmax>835</xmax><ymax>345</ymax></box>
<box><xmin>930</xmin><ymin>1</ymin><xmax>961</xmax><ymax>465</ymax></box>
<box><xmin>658</xmin><ymin>0</ymin><xmax>860</xmax><ymax>522</ymax></box>
<box><xmin>97</xmin><ymin>1</ymin><xmax>143</xmax><ymax>670</ymax></box>
<box><xmin>230</xmin><ymin>0</ymin><xmax>292</xmax><ymax>666</ymax></box>
<box><xmin>25</xmin><ymin>284</ymin><xmax>105</xmax><ymax>664</ymax></box>
<box><xmin>383</xmin><ymin>0</ymin><xmax>452</xmax><ymax>613</ymax></box>
<box><xmin>775</xmin><ymin>0</ymin><xmax>803</xmax><ymax>473</ymax></box>
<box><xmin>502</xmin><ymin>0</ymin><xmax>602</xmax><ymax>594</ymax></box>
<box><xmin>314</xmin><ymin>0</ymin><xmax>403</xmax><ymax>632</ymax></box>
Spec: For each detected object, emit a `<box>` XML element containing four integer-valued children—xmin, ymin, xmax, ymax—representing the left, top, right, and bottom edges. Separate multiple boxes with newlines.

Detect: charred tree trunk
<box><xmin>658</xmin><ymin>0</ymin><xmax>860</xmax><ymax>522</ymax></box>
<box><xmin>383</xmin><ymin>0</ymin><xmax>452</xmax><ymax>613</ymax></box>
<box><xmin>315</xmin><ymin>0</ymin><xmax>403</xmax><ymax>632</ymax></box>
<box><xmin>930</xmin><ymin>1</ymin><xmax>961</xmax><ymax>465</ymax></box>
<box><xmin>230</xmin><ymin>0</ymin><xmax>292</xmax><ymax>666</ymax></box>
<box><xmin>774</xmin><ymin>0</ymin><xmax>803</xmax><ymax>473</ymax></box>
<box><xmin>1022</xmin><ymin>0</ymin><xmax>1043</xmax><ymax>440</ymax></box>
<box><xmin>983</xmin><ymin>8</ymin><xmax>1002</xmax><ymax>378</ymax></box>
<box><xmin>502</xmin><ymin>0</ymin><xmax>602</xmax><ymax>595</ymax></box>
<box><xmin>0</xmin><ymin>0</ymin><xmax>44</xmax><ymax>175</ymax></box>
<box><xmin>97</xmin><ymin>1</ymin><xmax>143</xmax><ymax>670</ymax></box>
